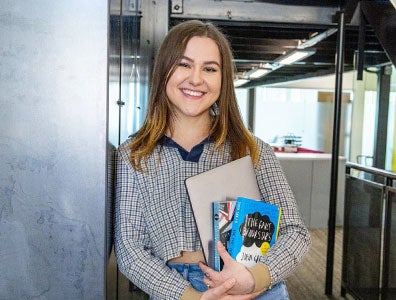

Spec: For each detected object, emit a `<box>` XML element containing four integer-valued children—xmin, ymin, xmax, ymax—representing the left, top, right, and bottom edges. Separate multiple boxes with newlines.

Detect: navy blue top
<box><xmin>160</xmin><ymin>135</ymin><xmax>211</xmax><ymax>162</ymax></box>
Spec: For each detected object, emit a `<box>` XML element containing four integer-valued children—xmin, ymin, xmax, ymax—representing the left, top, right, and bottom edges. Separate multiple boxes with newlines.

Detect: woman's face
<box><xmin>166</xmin><ymin>36</ymin><xmax>221</xmax><ymax>123</ymax></box>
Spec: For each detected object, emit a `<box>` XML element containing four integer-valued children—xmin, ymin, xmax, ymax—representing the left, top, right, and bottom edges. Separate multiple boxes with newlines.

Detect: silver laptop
<box><xmin>185</xmin><ymin>155</ymin><xmax>261</xmax><ymax>268</ymax></box>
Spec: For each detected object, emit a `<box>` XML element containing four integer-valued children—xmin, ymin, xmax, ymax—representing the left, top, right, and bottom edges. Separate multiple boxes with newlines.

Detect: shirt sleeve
<box><xmin>254</xmin><ymin>139</ymin><xmax>311</xmax><ymax>285</ymax></box>
<box><xmin>114</xmin><ymin>146</ymin><xmax>192</xmax><ymax>299</ymax></box>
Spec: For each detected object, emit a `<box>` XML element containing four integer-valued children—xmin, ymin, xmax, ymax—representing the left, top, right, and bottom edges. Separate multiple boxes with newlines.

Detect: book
<box><xmin>185</xmin><ymin>156</ymin><xmax>261</xmax><ymax>269</ymax></box>
<box><xmin>228</xmin><ymin>197</ymin><xmax>282</xmax><ymax>267</ymax></box>
<box><xmin>213</xmin><ymin>200</ymin><xmax>236</xmax><ymax>271</ymax></box>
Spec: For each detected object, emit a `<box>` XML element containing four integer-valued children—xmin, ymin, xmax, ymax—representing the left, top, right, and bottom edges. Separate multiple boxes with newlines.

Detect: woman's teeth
<box><xmin>183</xmin><ymin>89</ymin><xmax>203</xmax><ymax>97</ymax></box>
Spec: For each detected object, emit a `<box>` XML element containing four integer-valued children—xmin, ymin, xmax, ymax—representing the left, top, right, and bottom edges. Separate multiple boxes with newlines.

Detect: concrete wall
<box><xmin>0</xmin><ymin>1</ymin><xmax>109</xmax><ymax>299</ymax></box>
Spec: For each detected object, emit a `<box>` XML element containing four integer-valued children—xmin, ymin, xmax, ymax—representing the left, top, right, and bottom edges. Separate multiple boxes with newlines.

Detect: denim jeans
<box><xmin>254</xmin><ymin>281</ymin><xmax>290</xmax><ymax>300</ymax></box>
<box><xmin>167</xmin><ymin>262</ymin><xmax>208</xmax><ymax>292</ymax></box>
<box><xmin>166</xmin><ymin>262</ymin><xmax>290</xmax><ymax>299</ymax></box>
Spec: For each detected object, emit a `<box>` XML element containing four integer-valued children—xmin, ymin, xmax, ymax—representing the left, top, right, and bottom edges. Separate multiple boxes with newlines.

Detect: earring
<box><xmin>210</xmin><ymin>102</ymin><xmax>219</xmax><ymax>116</ymax></box>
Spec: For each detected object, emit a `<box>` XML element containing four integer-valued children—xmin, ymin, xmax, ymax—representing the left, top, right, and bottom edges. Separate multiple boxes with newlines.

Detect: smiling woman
<box><xmin>126</xmin><ymin>20</ymin><xmax>259</xmax><ymax>171</ymax></box>
<box><xmin>114</xmin><ymin>19</ymin><xmax>311</xmax><ymax>300</ymax></box>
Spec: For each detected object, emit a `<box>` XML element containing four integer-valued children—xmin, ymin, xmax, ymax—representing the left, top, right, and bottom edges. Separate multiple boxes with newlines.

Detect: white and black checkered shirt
<box><xmin>114</xmin><ymin>137</ymin><xmax>311</xmax><ymax>300</ymax></box>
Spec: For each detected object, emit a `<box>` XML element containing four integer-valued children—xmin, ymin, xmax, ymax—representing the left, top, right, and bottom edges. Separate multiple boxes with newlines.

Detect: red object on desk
<box><xmin>273</xmin><ymin>147</ymin><xmax>325</xmax><ymax>154</ymax></box>
<box><xmin>297</xmin><ymin>147</ymin><xmax>325</xmax><ymax>153</ymax></box>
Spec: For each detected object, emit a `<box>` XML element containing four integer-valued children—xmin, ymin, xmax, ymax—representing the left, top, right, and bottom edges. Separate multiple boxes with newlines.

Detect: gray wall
<box><xmin>0</xmin><ymin>1</ymin><xmax>109</xmax><ymax>299</ymax></box>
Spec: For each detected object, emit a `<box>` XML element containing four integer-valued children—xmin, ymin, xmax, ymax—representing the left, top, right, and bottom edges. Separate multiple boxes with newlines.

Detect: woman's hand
<box><xmin>200</xmin><ymin>278</ymin><xmax>262</xmax><ymax>300</ymax></box>
<box><xmin>199</xmin><ymin>242</ymin><xmax>258</xmax><ymax>295</ymax></box>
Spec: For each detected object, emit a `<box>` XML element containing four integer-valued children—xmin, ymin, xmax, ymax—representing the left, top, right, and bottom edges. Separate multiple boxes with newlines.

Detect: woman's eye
<box><xmin>204</xmin><ymin>66</ymin><xmax>218</xmax><ymax>73</ymax></box>
<box><xmin>178</xmin><ymin>62</ymin><xmax>190</xmax><ymax>68</ymax></box>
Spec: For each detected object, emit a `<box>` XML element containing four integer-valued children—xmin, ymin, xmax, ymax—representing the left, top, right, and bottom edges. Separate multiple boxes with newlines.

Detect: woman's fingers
<box><xmin>203</xmin><ymin>279</ymin><xmax>262</xmax><ymax>300</ymax></box>
<box><xmin>199</xmin><ymin>261</ymin><xmax>219</xmax><ymax>279</ymax></box>
<box><xmin>199</xmin><ymin>262</ymin><xmax>213</xmax><ymax>278</ymax></box>
<box><xmin>219</xmin><ymin>278</ymin><xmax>236</xmax><ymax>292</ymax></box>
<box><xmin>199</xmin><ymin>242</ymin><xmax>255</xmax><ymax>295</ymax></box>
<box><xmin>199</xmin><ymin>261</ymin><xmax>221</xmax><ymax>289</ymax></box>
<box><xmin>216</xmin><ymin>241</ymin><xmax>233</xmax><ymax>265</ymax></box>
<box><xmin>204</xmin><ymin>278</ymin><xmax>236</xmax><ymax>298</ymax></box>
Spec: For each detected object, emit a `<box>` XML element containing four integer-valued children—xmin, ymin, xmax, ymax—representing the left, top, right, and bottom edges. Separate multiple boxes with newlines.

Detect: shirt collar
<box><xmin>159</xmin><ymin>135</ymin><xmax>212</xmax><ymax>162</ymax></box>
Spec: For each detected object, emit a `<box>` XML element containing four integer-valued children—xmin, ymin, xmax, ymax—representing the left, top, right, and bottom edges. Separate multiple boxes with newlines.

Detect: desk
<box><xmin>276</xmin><ymin>153</ymin><xmax>346</xmax><ymax>229</ymax></box>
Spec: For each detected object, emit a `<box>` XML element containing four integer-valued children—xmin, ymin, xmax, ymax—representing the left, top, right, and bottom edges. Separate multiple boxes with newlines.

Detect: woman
<box><xmin>115</xmin><ymin>20</ymin><xmax>311</xmax><ymax>300</ymax></box>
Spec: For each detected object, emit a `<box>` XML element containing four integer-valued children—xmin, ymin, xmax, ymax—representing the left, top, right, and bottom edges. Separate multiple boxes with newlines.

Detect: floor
<box><xmin>287</xmin><ymin>227</ymin><xmax>353</xmax><ymax>300</ymax></box>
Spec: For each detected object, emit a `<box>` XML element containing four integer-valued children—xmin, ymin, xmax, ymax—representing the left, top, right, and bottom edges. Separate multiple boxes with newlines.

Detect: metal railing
<box><xmin>341</xmin><ymin>162</ymin><xmax>396</xmax><ymax>300</ymax></box>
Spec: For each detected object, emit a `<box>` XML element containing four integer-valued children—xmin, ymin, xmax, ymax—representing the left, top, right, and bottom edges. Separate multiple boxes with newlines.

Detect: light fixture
<box><xmin>297</xmin><ymin>28</ymin><xmax>337</xmax><ymax>49</ymax></box>
<box><xmin>234</xmin><ymin>75</ymin><xmax>249</xmax><ymax>87</ymax></box>
<box><xmin>246</xmin><ymin>63</ymin><xmax>274</xmax><ymax>80</ymax></box>
<box><xmin>248</xmin><ymin>68</ymin><xmax>271</xmax><ymax>79</ymax></box>
<box><xmin>275</xmin><ymin>48</ymin><xmax>316</xmax><ymax>65</ymax></box>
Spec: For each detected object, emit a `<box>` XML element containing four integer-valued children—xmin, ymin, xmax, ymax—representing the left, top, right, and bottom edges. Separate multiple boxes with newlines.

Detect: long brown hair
<box><xmin>128</xmin><ymin>20</ymin><xmax>258</xmax><ymax>170</ymax></box>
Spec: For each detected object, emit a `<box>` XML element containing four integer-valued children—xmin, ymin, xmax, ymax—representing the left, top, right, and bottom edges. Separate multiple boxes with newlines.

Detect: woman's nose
<box><xmin>189</xmin><ymin>68</ymin><xmax>204</xmax><ymax>85</ymax></box>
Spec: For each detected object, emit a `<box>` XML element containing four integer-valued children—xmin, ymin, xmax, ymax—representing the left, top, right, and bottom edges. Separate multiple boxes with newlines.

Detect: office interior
<box><xmin>1</xmin><ymin>1</ymin><xmax>395</xmax><ymax>299</ymax></box>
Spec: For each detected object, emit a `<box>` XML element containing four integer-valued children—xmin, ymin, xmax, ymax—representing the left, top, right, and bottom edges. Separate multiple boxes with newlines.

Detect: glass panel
<box><xmin>387</xmin><ymin>187</ymin><xmax>396</xmax><ymax>298</ymax></box>
<box><xmin>387</xmin><ymin>66</ymin><xmax>396</xmax><ymax>172</ymax></box>
<box><xmin>235</xmin><ymin>88</ymin><xmax>248</xmax><ymax>127</ymax></box>
<box><xmin>108</xmin><ymin>2</ymin><xmax>150</xmax><ymax>299</ymax></box>
<box><xmin>107</xmin><ymin>3</ymin><xmax>121</xmax><ymax>299</ymax></box>
<box><xmin>254</xmin><ymin>87</ymin><xmax>315</xmax><ymax>147</ymax></box>
<box><xmin>344</xmin><ymin>175</ymin><xmax>384</xmax><ymax>299</ymax></box>
<box><xmin>119</xmin><ymin>12</ymin><xmax>143</xmax><ymax>143</ymax></box>
<box><xmin>253</xmin><ymin>86</ymin><xmax>352</xmax><ymax>155</ymax></box>
<box><xmin>361</xmin><ymin>91</ymin><xmax>377</xmax><ymax>162</ymax></box>
<box><xmin>109</xmin><ymin>1</ymin><xmax>147</xmax><ymax>147</ymax></box>
<box><xmin>109</xmin><ymin>12</ymin><xmax>122</xmax><ymax>146</ymax></box>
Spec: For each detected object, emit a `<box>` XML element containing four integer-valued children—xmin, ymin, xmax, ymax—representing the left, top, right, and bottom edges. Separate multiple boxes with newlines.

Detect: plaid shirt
<box><xmin>114</xmin><ymin>137</ymin><xmax>311</xmax><ymax>300</ymax></box>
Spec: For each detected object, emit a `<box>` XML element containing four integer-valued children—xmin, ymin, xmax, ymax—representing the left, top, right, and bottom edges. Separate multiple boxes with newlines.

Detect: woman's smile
<box><xmin>181</xmin><ymin>88</ymin><xmax>206</xmax><ymax>98</ymax></box>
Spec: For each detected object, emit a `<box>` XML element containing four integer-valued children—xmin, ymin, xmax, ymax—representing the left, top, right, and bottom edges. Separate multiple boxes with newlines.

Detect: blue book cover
<box><xmin>228</xmin><ymin>197</ymin><xmax>282</xmax><ymax>267</ymax></box>
<box><xmin>213</xmin><ymin>201</ymin><xmax>236</xmax><ymax>271</ymax></box>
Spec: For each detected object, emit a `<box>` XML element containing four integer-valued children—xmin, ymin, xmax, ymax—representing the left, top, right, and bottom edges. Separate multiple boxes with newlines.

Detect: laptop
<box><xmin>185</xmin><ymin>155</ymin><xmax>261</xmax><ymax>268</ymax></box>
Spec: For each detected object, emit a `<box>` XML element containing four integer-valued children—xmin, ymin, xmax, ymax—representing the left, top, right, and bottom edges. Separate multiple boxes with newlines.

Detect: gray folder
<box><xmin>185</xmin><ymin>155</ymin><xmax>261</xmax><ymax>268</ymax></box>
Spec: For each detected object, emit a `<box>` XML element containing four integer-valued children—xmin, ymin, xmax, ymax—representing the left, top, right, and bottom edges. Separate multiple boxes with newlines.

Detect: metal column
<box><xmin>0</xmin><ymin>1</ymin><xmax>108</xmax><ymax>299</ymax></box>
<box><xmin>326</xmin><ymin>10</ymin><xmax>346</xmax><ymax>296</ymax></box>
<box><xmin>373</xmin><ymin>66</ymin><xmax>392</xmax><ymax>170</ymax></box>
<box><xmin>248</xmin><ymin>88</ymin><xmax>256</xmax><ymax>132</ymax></box>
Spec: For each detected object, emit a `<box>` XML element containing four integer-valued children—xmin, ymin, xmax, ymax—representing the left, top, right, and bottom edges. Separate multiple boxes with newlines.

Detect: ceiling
<box><xmin>169</xmin><ymin>0</ymin><xmax>395</xmax><ymax>88</ymax></box>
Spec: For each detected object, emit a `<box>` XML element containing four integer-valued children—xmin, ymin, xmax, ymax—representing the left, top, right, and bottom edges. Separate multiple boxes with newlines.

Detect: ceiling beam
<box><xmin>170</xmin><ymin>0</ymin><xmax>339</xmax><ymax>24</ymax></box>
